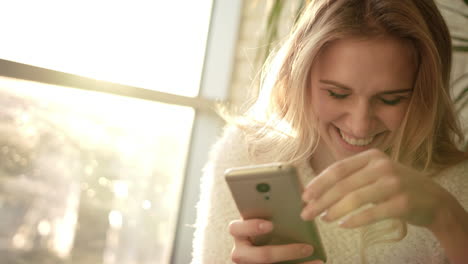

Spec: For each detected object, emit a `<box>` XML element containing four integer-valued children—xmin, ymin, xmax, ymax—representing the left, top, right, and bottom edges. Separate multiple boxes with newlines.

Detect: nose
<box><xmin>346</xmin><ymin>99</ymin><xmax>375</xmax><ymax>138</ymax></box>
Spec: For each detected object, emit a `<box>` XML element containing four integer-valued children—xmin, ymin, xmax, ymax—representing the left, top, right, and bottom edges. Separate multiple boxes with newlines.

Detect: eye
<box><xmin>326</xmin><ymin>90</ymin><xmax>349</xmax><ymax>99</ymax></box>
<box><xmin>380</xmin><ymin>97</ymin><xmax>404</xmax><ymax>106</ymax></box>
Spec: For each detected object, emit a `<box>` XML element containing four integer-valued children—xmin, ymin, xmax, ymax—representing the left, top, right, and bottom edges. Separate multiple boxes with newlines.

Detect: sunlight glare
<box><xmin>38</xmin><ymin>220</ymin><xmax>52</xmax><ymax>236</ymax></box>
<box><xmin>0</xmin><ymin>0</ymin><xmax>213</xmax><ymax>97</ymax></box>
<box><xmin>108</xmin><ymin>210</ymin><xmax>123</xmax><ymax>229</ymax></box>
<box><xmin>142</xmin><ymin>200</ymin><xmax>152</xmax><ymax>210</ymax></box>
<box><xmin>113</xmin><ymin>180</ymin><xmax>129</xmax><ymax>199</ymax></box>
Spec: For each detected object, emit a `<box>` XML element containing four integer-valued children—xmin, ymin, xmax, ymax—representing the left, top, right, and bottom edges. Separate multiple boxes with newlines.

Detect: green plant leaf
<box><xmin>256</xmin><ymin>0</ymin><xmax>285</xmax><ymax>65</ymax></box>
<box><xmin>453</xmin><ymin>46</ymin><xmax>468</xmax><ymax>52</ymax></box>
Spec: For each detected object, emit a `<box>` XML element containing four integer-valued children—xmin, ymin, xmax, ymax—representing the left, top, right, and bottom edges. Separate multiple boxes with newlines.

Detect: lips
<box><xmin>332</xmin><ymin>125</ymin><xmax>379</xmax><ymax>149</ymax></box>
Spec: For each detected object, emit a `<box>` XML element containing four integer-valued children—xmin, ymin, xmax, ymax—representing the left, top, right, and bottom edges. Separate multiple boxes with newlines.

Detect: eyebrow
<box><xmin>319</xmin><ymin>79</ymin><xmax>413</xmax><ymax>95</ymax></box>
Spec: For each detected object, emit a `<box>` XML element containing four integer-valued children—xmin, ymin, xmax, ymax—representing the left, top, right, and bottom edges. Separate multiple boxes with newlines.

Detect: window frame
<box><xmin>170</xmin><ymin>1</ymin><xmax>242</xmax><ymax>263</ymax></box>
<box><xmin>0</xmin><ymin>0</ymin><xmax>242</xmax><ymax>263</ymax></box>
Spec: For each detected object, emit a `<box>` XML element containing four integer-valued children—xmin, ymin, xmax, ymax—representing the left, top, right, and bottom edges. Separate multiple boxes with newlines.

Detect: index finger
<box><xmin>303</xmin><ymin>149</ymin><xmax>383</xmax><ymax>201</ymax></box>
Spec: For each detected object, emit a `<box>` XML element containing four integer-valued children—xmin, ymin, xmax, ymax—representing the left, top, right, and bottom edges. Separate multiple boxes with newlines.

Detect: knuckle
<box><xmin>374</xmin><ymin>158</ymin><xmax>394</xmax><ymax>173</ymax></box>
<box><xmin>349</xmin><ymin>192</ymin><xmax>363</xmax><ymax>207</ymax></box>
<box><xmin>331</xmin><ymin>163</ymin><xmax>347</xmax><ymax>179</ymax></box>
<box><xmin>334</xmin><ymin>182</ymin><xmax>348</xmax><ymax>195</ymax></box>
<box><xmin>378</xmin><ymin>158</ymin><xmax>392</xmax><ymax>168</ymax></box>
<box><xmin>365</xmin><ymin>207</ymin><xmax>378</xmax><ymax>220</ymax></box>
<box><xmin>257</xmin><ymin>249</ymin><xmax>273</xmax><ymax>263</ymax></box>
<box><xmin>252</xmin><ymin>218</ymin><xmax>265</xmax><ymax>227</ymax></box>
<box><xmin>367</xmin><ymin>148</ymin><xmax>383</xmax><ymax>157</ymax></box>
<box><xmin>396</xmin><ymin>194</ymin><xmax>410</xmax><ymax>211</ymax></box>
<box><xmin>386</xmin><ymin>175</ymin><xmax>403</xmax><ymax>191</ymax></box>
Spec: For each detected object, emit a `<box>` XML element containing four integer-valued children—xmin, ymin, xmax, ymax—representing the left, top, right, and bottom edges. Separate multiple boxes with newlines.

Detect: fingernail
<box><xmin>320</xmin><ymin>210</ymin><xmax>329</xmax><ymax>221</ymax></box>
<box><xmin>338</xmin><ymin>219</ymin><xmax>350</xmax><ymax>228</ymax></box>
<box><xmin>301</xmin><ymin>245</ymin><xmax>314</xmax><ymax>256</ymax></box>
<box><xmin>302</xmin><ymin>207</ymin><xmax>320</xmax><ymax>220</ymax></box>
<box><xmin>338</xmin><ymin>219</ymin><xmax>352</xmax><ymax>228</ymax></box>
<box><xmin>259</xmin><ymin>222</ymin><xmax>272</xmax><ymax>231</ymax></box>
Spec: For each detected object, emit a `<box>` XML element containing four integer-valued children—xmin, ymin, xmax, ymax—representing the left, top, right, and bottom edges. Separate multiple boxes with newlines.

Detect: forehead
<box><xmin>312</xmin><ymin>35</ymin><xmax>418</xmax><ymax>92</ymax></box>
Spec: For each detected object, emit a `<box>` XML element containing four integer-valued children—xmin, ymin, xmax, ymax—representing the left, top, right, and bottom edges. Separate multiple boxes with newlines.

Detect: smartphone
<box><xmin>225</xmin><ymin>163</ymin><xmax>327</xmax><ymax>264</ymax></box>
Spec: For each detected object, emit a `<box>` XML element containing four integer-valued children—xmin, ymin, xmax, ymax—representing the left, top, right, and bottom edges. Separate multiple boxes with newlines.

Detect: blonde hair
<box><xmin>226</xmin><ymin>0</ymin><xmax>468</xmax><ymax>262</ymax></box>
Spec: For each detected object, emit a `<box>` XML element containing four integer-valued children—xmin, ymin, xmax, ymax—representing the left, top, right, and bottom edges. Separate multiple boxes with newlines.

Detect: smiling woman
<box><xmin>192</xmin><ymin>1</ymin><xmax>468</xmax><ymax>264</ymax></box>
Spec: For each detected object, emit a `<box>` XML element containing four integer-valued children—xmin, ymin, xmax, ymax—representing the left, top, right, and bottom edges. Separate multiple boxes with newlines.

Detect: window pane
<box><xmin>0</xmin><ymin>1</ymin><xmax>213</xmax><ymax>97</ymax></box>
<box><xmin>0</xmin><ymin>76</ymin><xmax>194</xmax><ymax>264</ymax></box>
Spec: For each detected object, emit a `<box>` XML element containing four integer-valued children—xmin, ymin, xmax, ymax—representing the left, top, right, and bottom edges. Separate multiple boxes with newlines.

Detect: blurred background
<box><xmin>0</xmin><ymin>1</ymin><xmax>466</xmax><ymax>264</ymax></box>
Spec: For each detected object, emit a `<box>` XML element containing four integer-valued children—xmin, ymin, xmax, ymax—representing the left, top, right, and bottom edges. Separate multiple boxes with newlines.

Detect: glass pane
<box><xmin>0</xmin><ymin>76</ymin><xmax>194</xmax><ymax>264</ymax></box>
<box><xmin>0</xmin><ymin>1</ymin><xmax>213</xmax><ymax>97</ymax></box>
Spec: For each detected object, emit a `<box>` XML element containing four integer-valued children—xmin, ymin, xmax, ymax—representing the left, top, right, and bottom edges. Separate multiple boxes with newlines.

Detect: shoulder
<box><xmin>201</xmin><ymin>125</ymin><xmax>256</xmax><ymax>190</ymax></box>
<box><xmin>192</xmin><ymin>125</ymin><xmax>249</xmax><ymax>263</ymax></box>
<box><xmin>434</xmin><ymin>159</ymin><xmax>468</xmax><ymax>208</ymax></box>
<box><xmin>435</xmin><ymin>159</ymin><xmax>468</xmax><ymax>180</ymax></box>
<box><xmin>206</xmin><ymin>125</ymin><xmax>251</xmax><ymax>169</ymax></box>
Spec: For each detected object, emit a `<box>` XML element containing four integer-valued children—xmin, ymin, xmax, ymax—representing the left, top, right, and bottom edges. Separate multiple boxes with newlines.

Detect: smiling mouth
<box><xmin>336</xmin><ymin>127</ymin><xmax>375</xmax><ymax>147</ymax></box>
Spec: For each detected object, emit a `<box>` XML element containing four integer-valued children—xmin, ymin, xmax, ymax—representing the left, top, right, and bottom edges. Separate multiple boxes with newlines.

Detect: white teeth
<box><xmin>339</xmin><ymin>130</ymin><xmax>374</xmax><ymax>146</ymax></box>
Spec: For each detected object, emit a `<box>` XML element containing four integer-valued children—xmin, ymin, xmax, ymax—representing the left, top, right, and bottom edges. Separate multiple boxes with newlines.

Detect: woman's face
<box><xmin>310</xmin><ymin>36</ymin><xmax>417</xmax><ymax>163</ymax></box>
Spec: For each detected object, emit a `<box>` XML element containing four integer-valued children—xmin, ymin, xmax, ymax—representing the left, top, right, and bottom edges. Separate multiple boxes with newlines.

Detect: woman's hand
<box><xmin>228</xmin><ymin>219</ymin><xmax>322</xmax><ymax>264</ymax></box>
<box><xmin>301</xmin><ymin>149</ymin><xmax>455</xmax><ymax>229</ymax></box>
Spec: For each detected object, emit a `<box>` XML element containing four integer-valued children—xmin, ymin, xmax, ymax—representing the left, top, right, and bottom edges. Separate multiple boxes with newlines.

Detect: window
<box><xmin>0</xmin><ymin>1</ymin><xmax>212</xmax><ymax>97</ymax></box>
<box><xmin>0</xmin><ymin>1</ymin><xmax>241</xmax><ymax>264</ymax></box>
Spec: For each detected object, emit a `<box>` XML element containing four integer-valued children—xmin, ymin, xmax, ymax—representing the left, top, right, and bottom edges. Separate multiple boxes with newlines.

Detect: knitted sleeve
<box><xmin>427</xmin><ymin>159</ymin><xmax>468</xmax><ymax>262</ymax></box>
<box><xmin>435</xmin><ymin>160</ymin><xmax>468</xmax><ymax>212</ymax></box>
<box><xmin>191</xmin><ymin>126</ymin><xmax>252</xmax><ymax>264</ymax></box>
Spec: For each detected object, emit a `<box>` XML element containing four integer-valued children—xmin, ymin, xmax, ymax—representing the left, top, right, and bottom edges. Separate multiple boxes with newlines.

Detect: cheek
<box><xmin>379</xmin><ymin>105</ymin><xmax>408</xmax><ymax>131</ymax></box>
<box><xmin>312</xmin><ymin>95</ymin><xmax>341</xmax><ymax>124</ymax></box>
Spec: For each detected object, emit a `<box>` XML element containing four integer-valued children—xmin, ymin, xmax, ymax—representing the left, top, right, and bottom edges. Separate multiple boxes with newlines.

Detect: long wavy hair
<box><xmin>229</xmin><ymin>0</ymin><xmax>467</xmax><ymax>262</ymax></box>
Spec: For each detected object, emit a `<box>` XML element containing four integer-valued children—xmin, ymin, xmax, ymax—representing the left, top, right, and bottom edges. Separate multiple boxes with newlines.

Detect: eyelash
<box><xmin>327</xmin><ymin>90</ymin><xmax>348</xmax><ymax>99</ymax></box>
<box><xmin>326</xmin><ymin>90</ymin><xmax>405</xmax><ymax>106</ymax></box>
<box><xmin>380</xmin><ymin>98</ymin><xmax>403</xmax><ymax>106</ymax></box>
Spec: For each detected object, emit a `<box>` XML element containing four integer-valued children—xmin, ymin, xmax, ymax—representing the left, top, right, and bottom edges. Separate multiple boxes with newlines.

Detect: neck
<box><xmin>309</xmin><ymin>140</ymin><xmax>336</xmax><ymax>174</ymax></box>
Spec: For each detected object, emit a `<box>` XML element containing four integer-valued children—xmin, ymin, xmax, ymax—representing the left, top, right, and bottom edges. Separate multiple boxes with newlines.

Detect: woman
<box><xmin>191</xmin><ymin>0</ymin><xmax>468</xmax><ymax>263</ymax></box>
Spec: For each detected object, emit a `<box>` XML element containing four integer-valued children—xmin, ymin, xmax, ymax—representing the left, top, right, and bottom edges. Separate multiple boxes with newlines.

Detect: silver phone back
<box><xmin>225</xmin><ymin>163</ymin><xmax>327</xmax><ymax>263</ymax></box>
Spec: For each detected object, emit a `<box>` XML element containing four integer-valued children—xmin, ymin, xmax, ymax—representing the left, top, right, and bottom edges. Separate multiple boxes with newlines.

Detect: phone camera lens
<box><xmin>256</xmin><ymin>183</ymin><xmax>270</xmax><ymax>193</ymax></box>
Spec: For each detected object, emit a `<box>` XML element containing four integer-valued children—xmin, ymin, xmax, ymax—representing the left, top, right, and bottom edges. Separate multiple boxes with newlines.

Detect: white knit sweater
<box><xmin>191</xmin><ymin>126</ymin><xmax>468</xmax><ymax>264</ymax></box>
